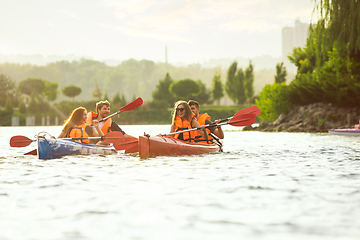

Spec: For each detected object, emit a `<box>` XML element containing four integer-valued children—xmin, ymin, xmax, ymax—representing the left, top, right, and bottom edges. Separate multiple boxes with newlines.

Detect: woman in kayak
<box><xmin>58</xmin><ymin>107</ymin><xmax>103</xmax><ymax>144</ymax></box>
<box><xmin>170</xmin><ymin>100</ymin><xmax>208</xmax><ymax>142</ymax></box>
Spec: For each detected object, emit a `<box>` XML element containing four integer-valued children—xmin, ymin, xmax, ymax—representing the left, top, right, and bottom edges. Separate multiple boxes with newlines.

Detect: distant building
<box><xmin>282</xmin><ymin>19</ymin><xmax>309</xmax><ymax>73</ymax></box>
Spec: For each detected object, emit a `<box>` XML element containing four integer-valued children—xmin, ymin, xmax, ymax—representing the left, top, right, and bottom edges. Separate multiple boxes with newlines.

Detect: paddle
<box><xmin>218</xmin><ymin>106</ymin><xmax>261</xmax><ymax>123</ymax></box>
<box><xmin>99</xmin><ymin>97</ymin><xmax>143</xmax><ymax>122</ymax></box>
<box><xmin>10</xmin><ymin>131</ymin><xmax>126</xmax><ymax>148</ymax></box>
<box><xmin>162</xmin><ymin>113</ymin><xmax>257</xmax><ymax>136</ymax></box>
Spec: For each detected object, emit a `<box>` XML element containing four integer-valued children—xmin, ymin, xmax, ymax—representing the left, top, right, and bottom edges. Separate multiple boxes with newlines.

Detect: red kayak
<box><xmin>139</xmin><ymin>134</ymin><xmax>222</xmax><ymax>157</ymax></box>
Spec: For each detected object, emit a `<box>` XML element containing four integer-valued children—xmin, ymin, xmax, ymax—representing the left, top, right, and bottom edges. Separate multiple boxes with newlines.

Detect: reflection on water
<box><xmin>0</xmin><ymin>126</ymin><xmax>360</xmax><ymax>240</ymax></box>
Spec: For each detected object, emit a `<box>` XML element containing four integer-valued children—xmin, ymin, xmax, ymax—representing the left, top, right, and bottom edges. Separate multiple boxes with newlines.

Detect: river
<box><xmin>1</xmin><ymin>125</ymin><xmax>360</xmax><ymax>240</ymax></box>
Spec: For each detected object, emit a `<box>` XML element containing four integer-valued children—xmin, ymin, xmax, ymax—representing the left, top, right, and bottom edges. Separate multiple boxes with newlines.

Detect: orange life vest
<box><xmin>87</xmin><ymin>111</ymin><xmax>112</xmax><ymax>134</ymax></box>
<box><xmin>66</xmin><ymin>123</ymin><xmax>90</xmax><ymax>144</ymax></box>
<box><xmin>194</xmin><ymin>113</ymin><xmax>213</xmax><ymax>144</ymax></box>
<box><xmin>174</xmin><ymin>113</ymin><xmax>196</xmax><ymax>142</ymax></box>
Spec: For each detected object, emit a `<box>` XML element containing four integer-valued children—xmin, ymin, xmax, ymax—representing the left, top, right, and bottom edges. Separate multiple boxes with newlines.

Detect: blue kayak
<box><xmin>37</xmin><ymin>137</ymin><xmax>117</xmax><ymax>160</ymax></box>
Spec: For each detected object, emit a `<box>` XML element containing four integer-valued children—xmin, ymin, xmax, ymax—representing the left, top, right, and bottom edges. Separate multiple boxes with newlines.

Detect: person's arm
<box><xmin>170</xmin><ymin>123</ymin><xmax>176</xmax><ymax>133</ymax></box>
<box><xmin>111</xmin><ymin>121</ymin><xmax>135</xmax><ymax>138</ymax></box>
<box><xmin>192</xmin><ymin>119</ymin><xmax>208</xmax><ymax>140</ymax></box>
<box><xmin>213</xmin><ymin>120</ymin><xmax>224</xmax><ymax>139</ymax></box>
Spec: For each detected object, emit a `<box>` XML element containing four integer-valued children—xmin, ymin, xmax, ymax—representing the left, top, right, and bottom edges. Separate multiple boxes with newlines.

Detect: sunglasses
<box><xmin>176</xmin><ymin>107</ymin><xmax>185</xmax><ymax>112</ymax></box>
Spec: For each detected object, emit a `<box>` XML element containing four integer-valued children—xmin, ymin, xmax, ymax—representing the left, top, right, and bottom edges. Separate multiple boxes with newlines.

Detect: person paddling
<box><xmin>170</xmin><ymin>100</ymin><xmax>208</xmax><ymax>142</ymax></box>
<box><xmin>188</xmin><ymin>100</ymin><xmax>224</xmax><ymax>144</ymax></box>
<box><xmin>87</xmin><ymin>100</ymin><xmax>136</xmax><ymax>144</ymax></box>
<box><xmin>58</xmin><ymin>107</ymin><xmax>103</xmax><ymax>144</ymax></box>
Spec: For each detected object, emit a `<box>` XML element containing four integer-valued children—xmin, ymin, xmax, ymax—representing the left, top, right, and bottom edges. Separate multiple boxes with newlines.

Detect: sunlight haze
<box><xmin>0</xmin><ymin>0</ymin><xmax>314</xmax><ymax>64</ymax></box>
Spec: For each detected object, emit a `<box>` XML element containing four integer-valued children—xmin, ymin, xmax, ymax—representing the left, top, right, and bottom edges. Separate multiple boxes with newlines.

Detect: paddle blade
<box><xmin>118</xmin><ymin>97</ymin><xmax>143</xmax><ymax>114</ymax></box>
<box><xmin>114</xmin><ymin>137</ymin><xmax>138</xmax><ymax>151</ymax></box>
<box><xmin>234</xmin><ymin>106</ymin><xmax>261</xmax><ymax>118</ymax></box>
<box><xmin>102</xmin><ymin>131</ymin><xmax>125</xmax><ymax>144</ymax></box>
<box><xmin>228</xmin><ymin>113</ymin><xmax>256</xmax><ymax>126</ymax></box>
<box><xmin>10</xmin><ymin>135</ymin><xmax>34</xmax><ymax>147</ymax></box>
<box><xmin>24</xmin><ymin>149</ymin><xmax>37</xmax><ymax>155</ymax></box>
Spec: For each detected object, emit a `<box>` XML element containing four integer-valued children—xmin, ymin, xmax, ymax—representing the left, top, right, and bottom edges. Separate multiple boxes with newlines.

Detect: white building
<box><xmin>282</xmin><ymin>19</ymin><xmax>309</xmax><ymax>73</ymax></box>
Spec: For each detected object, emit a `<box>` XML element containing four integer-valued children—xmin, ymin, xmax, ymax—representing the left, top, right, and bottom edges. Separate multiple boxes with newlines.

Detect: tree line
<box><xmin>256</xmin><ymin>0</ymin><xmax>359</xmax><ymax>121</ymax></box>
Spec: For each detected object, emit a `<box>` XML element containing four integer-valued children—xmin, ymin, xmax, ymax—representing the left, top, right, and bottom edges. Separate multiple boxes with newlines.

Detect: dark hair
<box><xmin>172</xmin><ymin>100</ymin><xmax>193</xmax><ymax>123</ymax></box>
<box><xmin>188</xmin><ymin>100</ymin><xmax>199</xmax><ymax>109</ymax></box>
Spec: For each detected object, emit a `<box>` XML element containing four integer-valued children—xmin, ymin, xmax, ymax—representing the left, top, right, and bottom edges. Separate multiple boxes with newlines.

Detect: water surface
<box><xmin>1</xmin><ymin>125</ymin><xmax>360</xmax><ymax>240</ymax></box>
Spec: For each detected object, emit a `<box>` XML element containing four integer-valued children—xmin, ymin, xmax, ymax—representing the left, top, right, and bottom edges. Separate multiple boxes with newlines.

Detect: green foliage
<box><xmin>112</xmin><ymin>91</ymin><xmax>121</xmax><ymax>105</ymax></box>
<box><xmin>27</xmin><ymin>93</ymin><xmax>39</xmax><ymax>114</ymax></box>
<box><xmin>18</xmin><ymin>77</ymin><xmax>58</xmax><ymax>102</ymax></box>
<box><xmin>244</xmin><ymin>61</ymin><xmax>254</xmax><ymax>103</ymax></box>
<box><xmin>235</xmin><ymin>68</ymin><xmax>246</xmax><ymax>104</ymax></box>
<box><xmin>91</xmin><ymin>79</ymin><xmax>103</xmax><ymax>100</ymax></box>
<box><xmin>225</xmin><ymin>61</ymin><xmax>252</xmax><ymax>105</ymax></box>
<box><xmin>62</xmin><ymin>85</ymin><xmax>82</xmax><ymax>100</ymax></box>
<box><xmin>104</xmin><ymin>93</ymin><xmax>109</xmax><ymax>101</ymax></box>
<box><xmin>18</xmin><ymin>78</ymin><xmax>45</xmax><ymax>95</ymax></box>
<box><xmin>43</xmin><ymin>81</ymin><xmax>58</xmax><ymax>101</ymax></box>
<box><xmin>225</xmin><ymin>61</ymin><xmax>238</xmax><ymax>103</ymax></box>
<box><xmin>0</xmin><ymin>74</ymin><xmax>15</xmax><ymax>106</ymax></box>
<box><xmin>4</xmin><ymin>95</ymin><xmax>13</xmax><ymax>115</ymax></box>
<box><xmin>274</xmin><ymin>62</ymin><xmax>287</xmax><ymax>84</ymax></box>
<box><xmin>151</xmin><ymin>73</ymin><xmax>176</xmax><ymax>108</ymax></box>
<box><xmin>211</xmin><ymin>72</ymin><xmax>224</xmax><ymax>105</ymax></box>
<box><xmin>192</xmin><ymin>80</ymin><xmax>212</xmax><ymax>105</ymax></box>
<box><xmin>19</xmin><ymin>101</ymin><xmax>27</xmax><ymax>114</ymax></box>
<box><xmin>255</xmin><ymin>83</ymin><xmax>291</xmax><ymax>122</ymax></box>
<box><xmin>169</xmin><ymin>78</ymin><xmax>200</xmax><ymax>101</ymax></box>
<box><xmin>120</xmin><ymin>94</ymin><xmax>127</xmax><ymax>106</ymax></box>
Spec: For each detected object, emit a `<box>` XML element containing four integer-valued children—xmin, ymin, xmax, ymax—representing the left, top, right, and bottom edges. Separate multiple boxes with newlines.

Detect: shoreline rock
<box><xmin>246</xmin><ymin>102</ymin><xmax>360</xmax><ymax>133</ymax></box>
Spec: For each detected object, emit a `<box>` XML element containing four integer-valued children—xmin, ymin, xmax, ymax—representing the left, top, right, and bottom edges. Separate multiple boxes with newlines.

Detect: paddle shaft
<box><xmin>99</xmin><ymin>97</ymin><xmax>143</xmax><ymax>123</ymax></box>
<box><xmin>162</xmin><ymin>117</ymin><xmax>253</xmax><ymax>136</ymax></box>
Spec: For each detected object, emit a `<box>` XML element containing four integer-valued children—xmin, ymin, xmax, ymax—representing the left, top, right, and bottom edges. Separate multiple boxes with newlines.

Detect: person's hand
<box><xmin>93</xmin><ymin>120</ymin><xmax>99</xmax><ymax>128</ymax></box>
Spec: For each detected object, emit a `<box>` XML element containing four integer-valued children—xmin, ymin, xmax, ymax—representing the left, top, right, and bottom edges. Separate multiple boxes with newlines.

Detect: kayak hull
<box><xmin>37</xmin><ymin>137</ymin><xmax>117</xmax><ymax>160</ymax></box>
<box><xmin>139</xmin><ymin>135</ymin><xmax>222</xmax><ymax>157</ymax></box>
<box><xmin>328</xmin><ymin>129</ymin><xmax>360</xmax><ymax>137</ymax></box>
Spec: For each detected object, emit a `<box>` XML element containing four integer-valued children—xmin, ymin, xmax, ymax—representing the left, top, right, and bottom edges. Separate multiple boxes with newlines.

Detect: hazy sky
<box><xmin>0</xmin><ymin>0</ymin><xmax>316</xmax><ymax>64</ymax></box>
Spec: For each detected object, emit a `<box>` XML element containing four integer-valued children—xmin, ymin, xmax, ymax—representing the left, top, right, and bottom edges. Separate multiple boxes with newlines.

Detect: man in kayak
<box><xmin>87</xmin><ymin>100</ymin><xmax>136</xmax><ymax>142</ymax></box>
<box><xmin>188</xmin><ymin>100</ymin><xmax>224</xmax><ymax>144</ymax></box>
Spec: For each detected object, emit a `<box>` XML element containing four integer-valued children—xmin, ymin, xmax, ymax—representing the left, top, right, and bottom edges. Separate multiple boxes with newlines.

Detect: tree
<box><xmin>211</xmin><ymin>72</ymin><xmax>224</xmax><ymax>105</ymax></box>
<box><xmin>169</xmin><ymin>79</ymin><xmax>200</xmax><ymax>101</ymax></box>
<box><xmin>27</xmin><ymin>93</ymin><xmax>39</xmax><ymax>114</ymax></box>
<box><xmin>104</xmin><ymin>93</ymin><xmax>110</xmax><ymax>101</ymax></box>
<box><xmin>151</xmin><ymin>73</ymin><xmax>176</xmax><ymax>107</ymax></box>
<box><xmin>18</xmin><ymin>78</ymin><xmax>45</xmax><ymax>95</ymax></box>
<box><xmin>274</xmin><ymin>62</ymin><xmax>287</xmax><ymax>84</ymax></box>
<box><xmin>244</xmin><ymin>61</ymin><xmax>254</xmax><ymax>103</ymax></box>
<box><xmin>62</xmin><ymin>85</ymin><xmax>82</xmax><ymax>100</ymax></box>
<box><xmin>4</xmin><ymin>95</ymin><xmax>13</xmax><ymax>115</ymax></box>
<box><xmin>0</xmin><ymin>74</ymin><xmax>15</xmax><ymax>107</ymax></box>
<box><xmin>235</xmin><ymin>68</ymin><xmax>246</xmax><ymax>104</ymax></box>
<box><xmin>92</xmin><ymin>79</ymin><xmax>102</xmax><ymax>100</ymax></box>
<box><xmin>194</xmin><ymin>80</ymin><xmax>212</xmax><ymax>105</ymax></box>
<box><xmin>19</xmin><ymin>100</ymin><xmax>27</xmax><ymax>114</ymax></box>
<box><xmin>113</xmin><ymin>91</ymin><xmax>121</xmax><ymax>105</ymax></box>
<box><xmin>18</xmin><ymin>78</ymin><xmax>58</xmax><ymax>102</ymax></box>
<box><xmin>225</xmin><ymin>61</ymin><xmax>238</xmax><ymax>104</ymax></box>
<box><xmin>120</xmin><ymin>94</ymin><xmax>127</xmax><ymax>106</ymax></box>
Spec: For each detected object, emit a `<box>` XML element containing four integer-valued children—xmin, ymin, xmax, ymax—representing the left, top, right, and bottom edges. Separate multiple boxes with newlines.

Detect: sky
<box><xmin>0</xmin><ymin>0</ymin><xmax>316</xmax><ymax>64</ymax></box>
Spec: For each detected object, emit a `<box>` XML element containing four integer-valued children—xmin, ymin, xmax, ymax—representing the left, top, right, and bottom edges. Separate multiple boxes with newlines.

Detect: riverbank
<box><xmin>247</xmin><ymin>102</ymin><xmax>360</xmax><ymax>132</ymax></box>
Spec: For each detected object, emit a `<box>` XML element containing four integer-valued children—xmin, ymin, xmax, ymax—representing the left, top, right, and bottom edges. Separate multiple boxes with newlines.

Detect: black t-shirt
<box><xmin>110</xmin><ymin>121</ymin><xmax>126</xmax><ymax>135</ymax></box>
